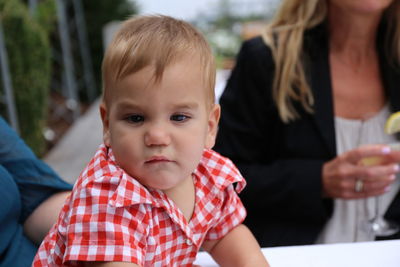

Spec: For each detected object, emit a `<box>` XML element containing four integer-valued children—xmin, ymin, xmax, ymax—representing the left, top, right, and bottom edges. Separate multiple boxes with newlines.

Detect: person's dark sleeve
<box><xmin>0</xmin><ymin>117</ymin><xmax>72</xmax><ymax>223</ymax></box>
<box><xmin>215</xmin><ymin>38</ymin><xmax>329</xmax><ymax>223</ymax></box>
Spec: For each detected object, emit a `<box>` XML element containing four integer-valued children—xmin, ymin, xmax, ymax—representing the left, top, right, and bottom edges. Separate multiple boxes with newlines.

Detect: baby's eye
<box><xmin>170</xmin><ymin>114</ymin><xmax>190</xmax><ymax>122</ymax></box>
<box><xmin>126</xmin><ymin>114</ymin><xmax>144</xmax><ymax>123</ymax></box>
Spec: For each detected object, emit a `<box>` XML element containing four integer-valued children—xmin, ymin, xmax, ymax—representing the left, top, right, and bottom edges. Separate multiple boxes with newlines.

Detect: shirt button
<box><xmin>186</xmin><ymin>239</ymin><xmax>193</xmax><ymax>246</ymax></box>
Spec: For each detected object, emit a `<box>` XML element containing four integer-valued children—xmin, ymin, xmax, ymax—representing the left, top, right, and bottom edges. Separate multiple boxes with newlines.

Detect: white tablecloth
<box><xmin>194</xmin><ymin>240</ymin><xmax>400</xmax><ymax>267</ymax></box>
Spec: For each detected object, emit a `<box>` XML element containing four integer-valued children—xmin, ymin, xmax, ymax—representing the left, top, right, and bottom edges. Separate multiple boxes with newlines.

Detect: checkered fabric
<box><xmin>33</xmin><ymin>144</ymin><xmax>246</xmax><ymax>267</ymax></box>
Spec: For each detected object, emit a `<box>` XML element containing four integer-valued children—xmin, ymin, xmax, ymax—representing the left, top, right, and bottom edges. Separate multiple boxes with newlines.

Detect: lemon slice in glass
<box><xmin>385</xmin><ymin>111</ymin><xmax>400</xmax><ymax>135</ymax></box>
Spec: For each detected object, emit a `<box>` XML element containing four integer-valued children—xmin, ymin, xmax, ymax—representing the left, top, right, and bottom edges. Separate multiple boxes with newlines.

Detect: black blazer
<box><xmin>215</xmin><ymin>23</ymin><xmax>400</xmax><ymax>247</ymax></box>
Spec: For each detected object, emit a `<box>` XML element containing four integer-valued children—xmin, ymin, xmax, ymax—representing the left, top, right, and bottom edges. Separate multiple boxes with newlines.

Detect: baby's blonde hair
<box><xmin>102</xmin><ymin>15</ymin><xmax>216</xmax><ymax>108</ymax></box>
<box><xmin>263</xmin><ymin>0</ymin><xmax>400</xmax><ymax>123</ymax></box>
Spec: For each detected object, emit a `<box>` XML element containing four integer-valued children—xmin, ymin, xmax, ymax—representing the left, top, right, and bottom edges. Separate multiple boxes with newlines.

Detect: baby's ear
<box><xmin>205</xmin><ymin>104</ymin><xmax>221</xmax><ymax>149</ymax></box>
<box><xmin>99</xmin><ymin>102</ymin><xmax>111</xmax><ymax>146</ymax></box>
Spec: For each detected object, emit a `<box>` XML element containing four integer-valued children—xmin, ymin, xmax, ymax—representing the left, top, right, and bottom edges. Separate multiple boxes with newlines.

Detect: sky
<box><xmin>134</xmin><ymin>0</ymin><xmax>281</xmax><ymax>21</ymax></box>
<box><xmin>135</xmin><ymin>0</ymin><xmax>215</xmax><ymax>20</ymax></box>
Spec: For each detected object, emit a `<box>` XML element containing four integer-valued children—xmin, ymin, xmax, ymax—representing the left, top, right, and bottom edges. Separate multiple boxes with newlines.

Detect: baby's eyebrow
<box><xmin>114</xmin><ymin>101</ymin><xmax>141</xmax><ymax>111</ymax></box>
<box><xmin>114</xmin><ymin>100</ymin><xmax>200</xmax><ymax>112</ymax></box>
<box><xmin>173</xmin><ymin>102</ymin><xmax>199</xmax><ymax>110</ymax></box>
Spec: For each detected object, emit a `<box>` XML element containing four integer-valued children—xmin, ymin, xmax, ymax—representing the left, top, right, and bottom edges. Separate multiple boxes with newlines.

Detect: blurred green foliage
<box><xmin>0</xmin><ymin>0</ymin><xmax>55</xmax><ymax>156</ymax></box>
<box><xmin>0</xmin><ymin>0</ymin><xmax>138</xmax><ymax>156</ymax></box>
<box><xmin>82</xmin><ymin>0</ymin><xmax>138</xmax><ymax>98</ymax></box>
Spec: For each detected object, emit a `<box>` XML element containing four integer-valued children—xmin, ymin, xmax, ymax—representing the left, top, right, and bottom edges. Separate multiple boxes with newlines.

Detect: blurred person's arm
<box><xmin>23</xmin><ymin>190</ymin><xmax>70</xmax><ymax>244</ymax></box>
<box><xmin>0</xmin><ymin>116</ymin><xmax>73</xmax><ymax>244</ymax></box>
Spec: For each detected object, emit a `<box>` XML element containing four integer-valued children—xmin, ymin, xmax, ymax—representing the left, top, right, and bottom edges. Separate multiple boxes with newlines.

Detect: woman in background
<box><xmin>0</xmin><ymin>116</ymin><xmax>72</xmax><ymax>266</ymax></box>
<box><xmin>215</xmin><ymin>0</ymin><xmax>400</xmax><ymax>247</ymax></box>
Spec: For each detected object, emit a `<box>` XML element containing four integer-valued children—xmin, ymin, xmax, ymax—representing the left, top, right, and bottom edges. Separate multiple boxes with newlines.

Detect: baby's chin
<box><xmin>137</xmin><ymin>173</ymin><xmax>193</xmax><ymax>192</ymax></box>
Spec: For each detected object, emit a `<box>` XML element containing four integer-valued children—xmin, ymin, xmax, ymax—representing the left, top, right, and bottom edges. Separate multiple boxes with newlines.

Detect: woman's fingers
<box><xmin>333</xmin><ymin>175</ymin><xmax>394</xmax><ymax>199</ymax></box>
<box><xmin>344</xmin><ymin>179</ymin><xmax>394</xmax><ymax>199</ymax></box>
<box><xmin>322</xmin><ymin>147</ymin><xmax>399</xmax><ymax>199</ymax></box>
<box><xmin>344</xmin><ymin>144</ymin><xmax>391</xmax><ymax>164</ymax></box>
<box><xmin>354</xmin><ymin>164</ymin><xmax>399</xmax><ymax>182</ymax></box>
<box><xmin>364</xmin><ymin>175</ymin><xmax>395</xmax><ymax>191</ymax></box>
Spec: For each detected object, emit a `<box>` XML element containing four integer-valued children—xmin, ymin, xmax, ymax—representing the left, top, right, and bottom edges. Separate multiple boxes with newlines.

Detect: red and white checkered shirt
<box><xmin>33</xmin><ymin>144</ymin><xmax>246</xmax><ymax>267</ymax></box>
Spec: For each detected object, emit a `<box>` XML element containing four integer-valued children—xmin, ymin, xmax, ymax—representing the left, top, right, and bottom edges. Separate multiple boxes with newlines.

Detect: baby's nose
<box><xmin>144</xmin><ymin>125</ymin><xmax>171</xmax><ymax>146</ymax></box>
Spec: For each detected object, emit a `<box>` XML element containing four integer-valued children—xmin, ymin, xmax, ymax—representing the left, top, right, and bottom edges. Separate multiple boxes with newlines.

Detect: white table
<box><xmin>194</xmin><ymin>240</ymin><xmax>400</xmax><ymax>267</ymax></box>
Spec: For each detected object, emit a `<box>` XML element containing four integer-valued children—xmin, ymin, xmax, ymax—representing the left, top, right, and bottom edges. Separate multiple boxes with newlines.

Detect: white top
<box><xmin>317</xmin><ymin>105</ymin><xmax>400</xmax><ymax>243</ymax></box>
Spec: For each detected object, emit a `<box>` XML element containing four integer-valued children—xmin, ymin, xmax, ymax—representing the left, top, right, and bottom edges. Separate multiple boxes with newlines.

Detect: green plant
<box><xmin>82</xmin><ymin>0</ymin><xmax>138</xmax><ymax>99</ymax></box>
<box><xmin>0</xmin><ymin>0</ymin><xmax>55</xmax><ymax>156</ymax></box>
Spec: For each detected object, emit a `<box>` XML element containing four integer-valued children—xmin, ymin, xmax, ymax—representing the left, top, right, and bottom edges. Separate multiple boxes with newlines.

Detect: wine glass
<box><xmin>356</xmin><ymin>110</ymin><xmax>400</xmax><ymax>238</ymax></box>
<box><xmin>360</xmin><ymin>143</ymin><xmax>400</xmax><ymax>237</ymax></box>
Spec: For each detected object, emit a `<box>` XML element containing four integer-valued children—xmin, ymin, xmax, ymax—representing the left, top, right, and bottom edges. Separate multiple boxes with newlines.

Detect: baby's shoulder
<box><xmin>69</xmin><ymin>144</ymin><xmax>129</xmax><ymax>205</ymax></box>
<box><xmin>197</xmin><ymin>150</ymin><xmax>246</xmax><ymax>194</ymax></box>
<box><xmin>62</xmin><ymin>172</ymin><xmax>151</xmax><ymax>229</ymax></box>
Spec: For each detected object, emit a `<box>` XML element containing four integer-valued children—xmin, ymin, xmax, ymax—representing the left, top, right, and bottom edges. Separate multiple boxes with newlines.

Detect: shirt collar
<box><xmin>92</xmin><ymin>144</ymin><xmax>155</xmax><ymax>207</ymax></box>
<box><xmin>94</xmin><ymin>145</ymin><xmax>245</xmax><ymax>208</ymax></box>
<box><xmin>195</xmin><ymin>149</ymin><xmax>246</xmax><ymax>194</ymax></box>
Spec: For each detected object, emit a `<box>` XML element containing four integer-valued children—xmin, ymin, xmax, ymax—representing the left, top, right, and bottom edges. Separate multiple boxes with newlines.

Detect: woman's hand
<box><xmin>322</xmin><ymin>144</ymin><xmax>400</xmax><ymax>199</ymax></box>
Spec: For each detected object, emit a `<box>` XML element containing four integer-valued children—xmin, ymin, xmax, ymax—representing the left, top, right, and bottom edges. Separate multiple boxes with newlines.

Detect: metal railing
<box><xmin>0</xmin><ymin>0</ymin><xmax>96</xmax><ymax>133</ymax></box>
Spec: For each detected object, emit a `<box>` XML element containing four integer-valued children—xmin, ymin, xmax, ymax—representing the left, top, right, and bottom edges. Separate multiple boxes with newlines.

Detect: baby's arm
<box><xmin>202</xmin><ymin>224</ymin><xmax>270</xmax><ymax>267</ymax></box>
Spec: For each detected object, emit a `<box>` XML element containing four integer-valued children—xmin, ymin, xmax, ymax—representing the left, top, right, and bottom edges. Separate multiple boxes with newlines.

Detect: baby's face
<box><xmin>100</xmin><ymin>58</ymin><xmax>219</xmax><ymax>192</ymax></box>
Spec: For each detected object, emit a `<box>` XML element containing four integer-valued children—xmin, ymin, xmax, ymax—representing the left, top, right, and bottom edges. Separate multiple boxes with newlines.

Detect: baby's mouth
<box><xmin>145</xmin><ymin>156</ymin><xmax>171</xmax><ymax>164</ymax></box>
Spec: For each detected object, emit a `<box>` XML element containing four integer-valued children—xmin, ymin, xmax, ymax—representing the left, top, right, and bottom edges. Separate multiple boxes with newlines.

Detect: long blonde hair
<box><xmin>263</xmin><ymin>0</ymin><xmax>400</xmax><ymax>123</ymax></box>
